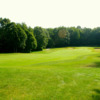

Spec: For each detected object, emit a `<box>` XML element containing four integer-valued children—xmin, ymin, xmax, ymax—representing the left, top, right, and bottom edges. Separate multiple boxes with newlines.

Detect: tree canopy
<box><xmin>0</xmin><ymin>17</ymin><xmax>100</xmax><ymax>53</ymax></box>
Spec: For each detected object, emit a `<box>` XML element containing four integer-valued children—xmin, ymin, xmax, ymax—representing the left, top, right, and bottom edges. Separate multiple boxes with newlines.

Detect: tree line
<box><xmin>0</xmin><ymin>18</ymin><xmax>100</xmax><ymax>53</ymax></box>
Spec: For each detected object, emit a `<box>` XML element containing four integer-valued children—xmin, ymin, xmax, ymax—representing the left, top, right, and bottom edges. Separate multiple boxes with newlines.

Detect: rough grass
<box><xmin>0</xmin><ymin>47</ymin><xmax>100</xmax><ymax>100</ymax></box>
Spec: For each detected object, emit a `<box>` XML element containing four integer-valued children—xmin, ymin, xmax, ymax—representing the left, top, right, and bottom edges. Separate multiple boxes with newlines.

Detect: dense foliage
<box><xmin>34</xmin><ymin>26</ymin><xmax>49</xmax><ymax>50</ymax></box>
<box><xmin>0</xmin><ymin>17</ymin><xmax>100</xmax><ymax>52</ymax></box>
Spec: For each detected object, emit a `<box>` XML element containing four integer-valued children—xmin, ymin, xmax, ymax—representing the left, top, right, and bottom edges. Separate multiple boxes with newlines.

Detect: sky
<box><xmin>0</xmin><ymin>0</ymin><xmax>100</xmax><ymax>28</ymax></box>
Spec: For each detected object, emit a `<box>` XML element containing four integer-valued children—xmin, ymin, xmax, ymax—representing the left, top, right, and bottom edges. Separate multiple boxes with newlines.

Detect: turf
<box><xmin>0</xmin><ymin>47</ymin><xmax>100</xmax><ymax>100</ymax></box>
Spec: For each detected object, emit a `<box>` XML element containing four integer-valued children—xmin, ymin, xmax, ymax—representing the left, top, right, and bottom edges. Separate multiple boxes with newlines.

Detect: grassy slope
<box><xmin>0</xmin><ymin>47</ymin><xmax>100</xmax><ymax>100</ymax></box>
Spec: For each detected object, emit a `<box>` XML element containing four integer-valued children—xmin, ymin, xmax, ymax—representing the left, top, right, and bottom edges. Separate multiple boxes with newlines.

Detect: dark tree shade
<box><xmin>0</xmin><ymin>22</ymin><xmax>27</xmax><ymax>52</ymax></box>
<box><xmin>18</xmin><ymin>23</ymin><xmax>37</xmax><ymax>52</ymax></box>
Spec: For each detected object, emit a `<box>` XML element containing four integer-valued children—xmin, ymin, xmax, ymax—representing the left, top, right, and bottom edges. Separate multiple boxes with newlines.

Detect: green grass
<box><xmin>0</xmin><ymin>47</ymin><xmax>100</xmax><ymax>100</ymax></box>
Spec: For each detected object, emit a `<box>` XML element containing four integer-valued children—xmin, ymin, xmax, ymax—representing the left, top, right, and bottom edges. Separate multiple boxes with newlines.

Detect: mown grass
<box><xmin>0</xmin><ymin>47</ymin><xmax>100</xmax><ymax>100</ymax></box>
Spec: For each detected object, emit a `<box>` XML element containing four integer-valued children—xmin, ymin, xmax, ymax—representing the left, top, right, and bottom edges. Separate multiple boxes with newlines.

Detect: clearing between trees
<box><xmin>0</xmin><ymin>47</ymin><xmax>100</xmax><ymax>100</ymax></box>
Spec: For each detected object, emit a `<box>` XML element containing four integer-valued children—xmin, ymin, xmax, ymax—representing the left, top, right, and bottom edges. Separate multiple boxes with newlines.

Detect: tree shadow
<box><xmin>94</xmin><ymin>62</ymin><xmax>100</xmax><ymax>68</ymax></box>
<box><xmin>92</xmin><ymin>89</ymin><xmax>100</xmax><ymax>100</ymax></box>
<box><xmin>88</xmin><ymin>62</ymin><xmax>100</xmax><ymax>68</ymax></box>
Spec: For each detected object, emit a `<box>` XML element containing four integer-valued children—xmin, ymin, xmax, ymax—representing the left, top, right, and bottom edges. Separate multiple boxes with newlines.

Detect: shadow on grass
<box><xmin>92</xmin><ymin>89</ymin><xmax>100</xmax><ymax>100</ymax></box>
<box><xmin>94</xmin><ymin>62</ymin><xmax>100</xmax><ymax>68</ymax></box>
<box><xmin>87</xmin><ymin>62</ymin><xmax>100</xmax><ymax>68</ymax></box>
<box><xmin>88</xmin><ymin>55</ymin><xmax>100</xmax><ymax>68</ymax></box>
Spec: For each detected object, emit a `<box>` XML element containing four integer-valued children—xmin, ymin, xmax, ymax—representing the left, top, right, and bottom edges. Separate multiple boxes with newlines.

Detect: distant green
<box><xmin>0</xmin><ymin>47</ymin><xmax>100</xmax><ymax>100</ymax></box>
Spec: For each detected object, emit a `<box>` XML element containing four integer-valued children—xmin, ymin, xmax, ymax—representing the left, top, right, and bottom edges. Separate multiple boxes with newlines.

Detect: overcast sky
<box><xmin>0</xmin><ymin>0</ymin><xmax>100</xmax><ymax>28</ymax></box>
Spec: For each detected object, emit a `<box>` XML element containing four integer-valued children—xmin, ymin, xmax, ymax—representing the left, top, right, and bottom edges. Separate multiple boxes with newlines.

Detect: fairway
<box><xmin>0</xmin><ymin>47</ymin><xmax>100</xmax><ymax>100</ymax></box>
